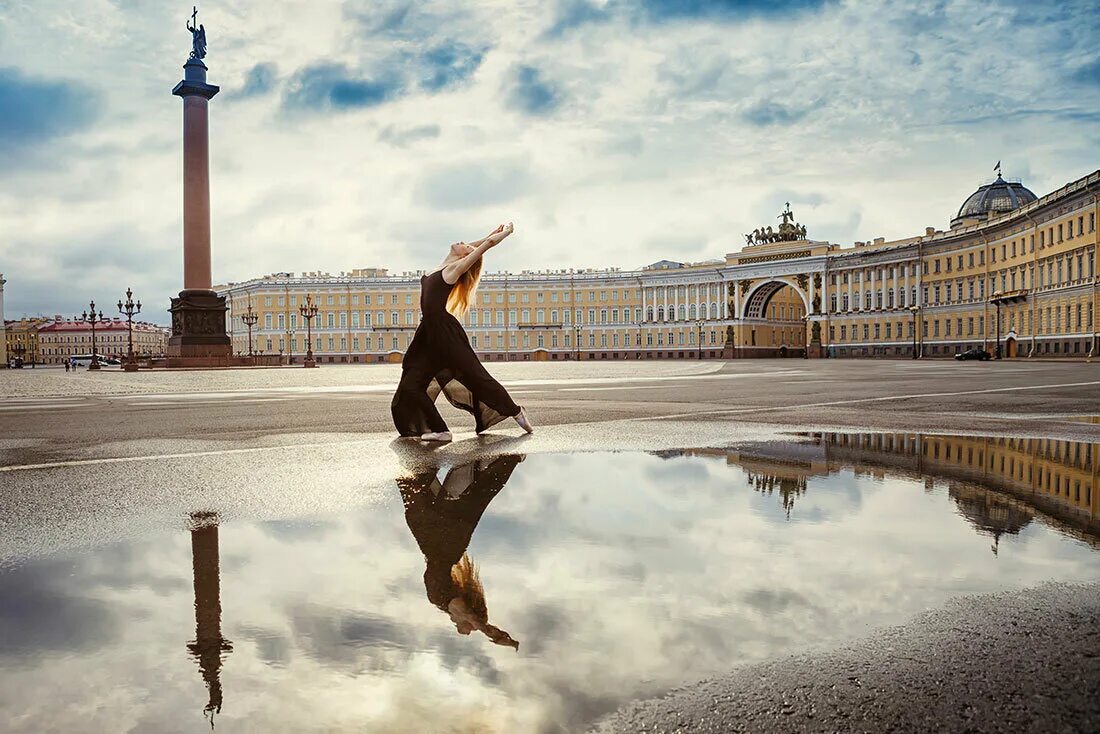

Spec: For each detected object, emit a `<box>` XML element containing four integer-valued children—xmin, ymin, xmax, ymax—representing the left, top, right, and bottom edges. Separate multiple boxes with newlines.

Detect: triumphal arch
<box><xmin>720</xmin><ymin>204</ymin><xmax>830</xmax><ymax>358</ymax></box>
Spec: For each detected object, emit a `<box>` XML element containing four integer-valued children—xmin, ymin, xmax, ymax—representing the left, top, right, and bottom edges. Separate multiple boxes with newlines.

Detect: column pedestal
<box><xmin>168</xmin><ymin>289</ymin><xmax>231</xmax><ymax>364</ymax></box>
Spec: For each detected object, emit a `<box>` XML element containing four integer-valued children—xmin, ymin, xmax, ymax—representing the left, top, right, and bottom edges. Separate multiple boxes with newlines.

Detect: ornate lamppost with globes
<box><xmin>240</xmin><ymin>300</ymin><xmax>258</xmax><ymax>359</ymax></box>
<box><xmin>695</xmin><ymin>318</ymin><xmax>705</xmax><ymax>359</ymax></box>
<box><xmin>118</xmin><ymin>288</ymin><xmax>142</xmax><ymax>372</ymax></box>
<box><xmin>285</xmin><ymin>329</ymin><xmax>293</xmax><ymax>365</ymax></box>
<box><xmin>573</xmin><ymin>323</ymin><xmax>582</xmax><ymax>361</ymax></box>
<box><xmin>299</xmin><ymin>294</ymin><xmax>319</xmax><ymax>368</ymax></box>
<box><xmin>81</xmin><ymin>300</ymin><xmax>105</xmax><ymax>370</ymax></box>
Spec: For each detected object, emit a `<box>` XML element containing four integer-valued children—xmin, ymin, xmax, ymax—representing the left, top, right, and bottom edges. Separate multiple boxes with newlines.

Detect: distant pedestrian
<box><xmin>64</xmin><ymin>360</ymin><xmax>70</xmax><ymax>372</ymax></box>
<box><xmin>391</xmin><ymin>222</ymin><xmax>533</xmax><ymax>442</ymax></box>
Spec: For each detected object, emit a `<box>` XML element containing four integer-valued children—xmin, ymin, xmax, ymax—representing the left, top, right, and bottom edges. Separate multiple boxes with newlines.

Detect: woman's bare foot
<box><xmin>420</xmin><ymin>431</ymin><xmax>452</xmax><ymax>442</ymax></box>
<box><xmin>514</xmin><ymin>408</ymin><xmax>534</xmax><ymax>434</ymax></box>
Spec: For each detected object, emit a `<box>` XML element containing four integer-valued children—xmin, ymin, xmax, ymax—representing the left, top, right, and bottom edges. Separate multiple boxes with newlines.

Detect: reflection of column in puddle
<box><xmin>187</xmin><ymin>511</ymin><xmax>233</xmax><ymax>724</ymax></box>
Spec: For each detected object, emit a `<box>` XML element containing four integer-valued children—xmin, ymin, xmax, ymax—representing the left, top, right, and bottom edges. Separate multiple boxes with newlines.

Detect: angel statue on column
<box><xmin>187</xmin><ymin>7</ymin><xmax>207</xmax><ymax>60</ymax></box>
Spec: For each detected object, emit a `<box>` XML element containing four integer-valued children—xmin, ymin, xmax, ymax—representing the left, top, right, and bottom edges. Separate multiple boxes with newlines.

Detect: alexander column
<box><xmin>167</xmin><ymin>7</ymin><xmax>231</xmax><ymax>362</ymax></box>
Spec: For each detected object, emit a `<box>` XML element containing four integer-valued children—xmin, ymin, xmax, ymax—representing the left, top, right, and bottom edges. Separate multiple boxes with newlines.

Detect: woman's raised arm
<box><xmin>442</xmin><ymin>223</ymin><xmax>513</xmax><ymax>284</ymax></box>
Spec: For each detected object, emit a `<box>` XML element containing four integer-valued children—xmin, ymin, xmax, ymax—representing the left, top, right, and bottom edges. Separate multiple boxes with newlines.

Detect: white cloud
<box><xmin>0</xmin><ymin>0</ymin><xmax>1098</xmax><ymax>317</ymax></box>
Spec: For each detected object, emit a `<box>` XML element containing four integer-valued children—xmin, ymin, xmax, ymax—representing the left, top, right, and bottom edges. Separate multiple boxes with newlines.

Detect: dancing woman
<box><xmin>391</xmin><ymin>223</ymin><xmax>534</xmax><ymax>442</ymax></box>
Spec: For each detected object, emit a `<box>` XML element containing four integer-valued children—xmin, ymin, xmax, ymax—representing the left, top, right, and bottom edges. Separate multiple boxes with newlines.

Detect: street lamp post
<box><xmin>993</xmin><ymin>295</ymin><xmax>1003</xmax><ymax>360</ymax></box>
<box><xmin>81</xmin><ymin>301</ymin><xmax>105</xmax><ymax>370</ymax></box>
<box><xmin>241</xmin><ymin>301</ymin><xmax>258</xmax><ymax>359</ymax></box>
<box><xmin>299</xmin><ymin>294</ymin><xmax>319</xmax><ymax>368</ymax></box>
<box><xmin>285</xmin><ymin>329</ymin><xmax>293</xmax><ymax>365</ymax></box>
<box><xmin>695</xmin><ymin>319</ymin><xmax>704</xmax><ymax>359</ymax></box>
<box><xmin>908</xmin><ymin>305</ymin><xmax>920</xmax><ymax>359</ymax></box>
<box><xmin>573</xmin><ymin>323</ymin><xmax>581</xmax><ymax>361</ymax></box>
<box><xmin>118</xmin><ymin>287</ymin><xmax>142</xmax><ymax>372</ymax></box>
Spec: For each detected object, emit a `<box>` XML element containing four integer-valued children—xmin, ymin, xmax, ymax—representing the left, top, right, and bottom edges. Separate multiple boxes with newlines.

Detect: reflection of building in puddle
<box><xmin>664</xmin><ymin>435</ymin><xmax>1099</xmax><ymax>544</ymax></box>
<box><xmin>809</xmin><ymin>433</ymin><xmax>1099</xmax><ymax>546</ymax></box>
<box><xmin>187</xmin><ymin>511</ymin><xmax>233</xmax><ymax>726</ymax></box>
<box><xmin>747</xmin><ymin>473</ymin><xmax>807</xmax><ymax>519</ymax></box>
<box><xmin>397</xmin><ymin>455</ymin><xmax>525</xmax><ymax>650</ymax></box>
<box><xmin>673</xmin><ymin>443</ymin><xmax>829</xmax><ymax>519</ymax></box>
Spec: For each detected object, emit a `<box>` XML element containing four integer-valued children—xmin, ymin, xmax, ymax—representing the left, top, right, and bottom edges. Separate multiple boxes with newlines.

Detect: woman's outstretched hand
<box><xmin>487</xmin><ymin>222</ymin><xmax>514</xmax><ymax>245</ymax></box>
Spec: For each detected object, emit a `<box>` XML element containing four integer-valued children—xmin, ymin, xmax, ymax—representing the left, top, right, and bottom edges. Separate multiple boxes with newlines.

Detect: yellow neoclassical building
<box><xmin>219</xmin><ymin>168</ymin><xmax>1099</xmax><ymax>363</ymax></box>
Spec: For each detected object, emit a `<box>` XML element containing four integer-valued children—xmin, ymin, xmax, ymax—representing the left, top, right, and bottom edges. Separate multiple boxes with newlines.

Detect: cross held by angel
<box><xmin>187</xmin><ymin>6</ymin><xmax>207</xmax><ymax>60</ymax></box>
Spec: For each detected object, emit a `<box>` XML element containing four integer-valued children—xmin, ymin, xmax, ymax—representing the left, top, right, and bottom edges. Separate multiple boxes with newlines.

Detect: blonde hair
<box><xmin>446</xmin><ymin>259</ymin><xmax>482</xmax><ymax>318</ymax></box>
<box><xmin>450</xmin><ymin>552</ymin><xmax>488</xmax><ymax>620</ymax></box>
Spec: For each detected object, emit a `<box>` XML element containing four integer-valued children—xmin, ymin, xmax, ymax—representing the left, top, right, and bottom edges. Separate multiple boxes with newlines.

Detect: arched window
<box><xmin>657</xmin><ymin>306</ymin><xmax>665</xmax><ymax>321</ymax></box>
<box><xmin>678</xmin><ymin>304</ymin><xmax>687</xmax><ymax>320</ymax></box>
<box><xmin>689</xmin><ymin>304</ymin><xmax>697</xmax><ymax>319</ymax></box>
<box><xmin>646</xmin><ymin>307</ymin><xmax>654</xmax><ymax>321</ymax></box>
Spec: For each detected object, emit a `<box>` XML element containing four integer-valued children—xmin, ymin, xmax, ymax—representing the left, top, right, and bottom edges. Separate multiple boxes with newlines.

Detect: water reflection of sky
<box><xmin>1</xmin><ymin>442</ymin><xmax>1098</xmax><ymax>733</ymax></box>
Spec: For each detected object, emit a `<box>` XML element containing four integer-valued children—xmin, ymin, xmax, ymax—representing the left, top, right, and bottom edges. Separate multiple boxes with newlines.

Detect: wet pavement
<box><xmin>3</xmin><ymin>361</ymin><xmax>1100</xmax><ymax>466</ymax></box>
<box><xmin>1</xmin><ymin>426</ymin><xmax>1098</xmax><ymax>732</ymax></box>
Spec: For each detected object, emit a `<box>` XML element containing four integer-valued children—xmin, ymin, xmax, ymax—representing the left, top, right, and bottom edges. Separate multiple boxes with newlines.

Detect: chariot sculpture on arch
<box><xmin>744</xmin><ymin>203</ymin><xmax>809</xmax><ymax>245</ymax></box>
<box><xmin>187</xmin><ymin>6</ymin><xmax>207</xmax><ymax>60</ymax></box>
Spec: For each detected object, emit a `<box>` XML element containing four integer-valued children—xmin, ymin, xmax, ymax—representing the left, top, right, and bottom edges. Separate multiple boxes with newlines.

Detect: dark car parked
<box><xmin>954</xmin><ymin>348</ymin><xmax>991</xmax><ymax>361</ymax></box>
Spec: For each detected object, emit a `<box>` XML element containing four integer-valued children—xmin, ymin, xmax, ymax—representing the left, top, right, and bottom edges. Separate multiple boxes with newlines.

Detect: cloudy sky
<box><xmin>2</xmin><ymin>0</ymin><xmax>1099</xmax><ymax>319</ymax></box>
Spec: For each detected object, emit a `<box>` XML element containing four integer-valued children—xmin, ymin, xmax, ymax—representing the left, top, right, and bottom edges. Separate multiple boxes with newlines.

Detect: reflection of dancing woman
<box><xmin>391</xmin><ymin>223</ymin><xmax>534</xmax><ymax>443</ymax></box>
<box><xmin>398</xmin><ymin>455</ymin><xmax>525</xmax><ymax>648</ymax></box>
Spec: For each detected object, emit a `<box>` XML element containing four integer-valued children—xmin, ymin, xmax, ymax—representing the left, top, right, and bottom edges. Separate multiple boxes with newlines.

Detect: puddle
<box><xmin>0</xmin><ymin>433</ymin><xmax>1098</xmax><ymax>733</ymax></box>
<box><xmin>1056</xmin><ymin>415</ymin><xmax>1100</xmax><ymax>425</ymax></box>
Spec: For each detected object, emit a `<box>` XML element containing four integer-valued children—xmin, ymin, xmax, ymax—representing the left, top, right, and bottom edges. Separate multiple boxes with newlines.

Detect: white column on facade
<box><xmin>870</xmin><ymin>268</ymin><xmax>876</xmax><ymax>310</ymax></box>
<box><xmin>734</xmin><ymin>280</ymin><xmax>741</xmax><ymax>319</ymax></box>
<box><xmin>673</xmin><ymin>285</ymin><xmax>679</xmax><ymax>321</ymax></box>
<box><xmin>848</xmin><ymin>269</ymin><xmax>854</xmax><ymax>312</ymax></box>
<box><xmin>808</xmin><ymin>272</ymin><xmax>816</xmax><ymax>315</ymax></box>
<box><xmin>904</xmin><ymin>266</ymin><xmax>909</xmax><ymax>307</ymax></box>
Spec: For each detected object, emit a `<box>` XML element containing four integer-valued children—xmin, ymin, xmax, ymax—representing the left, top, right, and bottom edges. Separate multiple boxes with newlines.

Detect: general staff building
<box><xmin>219</xmin><ymin>169</ymin><xmax>1099</xmax><ymax>363</ymax></box>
